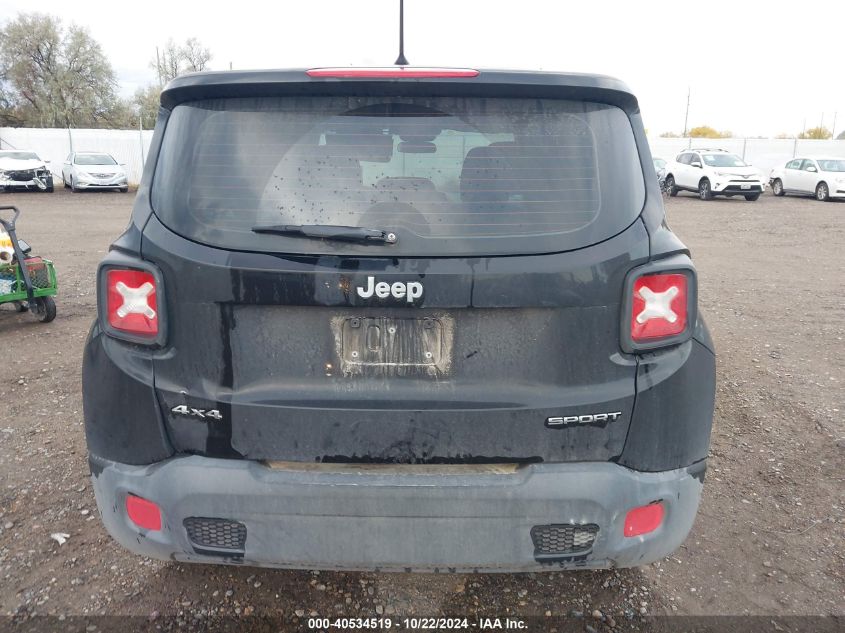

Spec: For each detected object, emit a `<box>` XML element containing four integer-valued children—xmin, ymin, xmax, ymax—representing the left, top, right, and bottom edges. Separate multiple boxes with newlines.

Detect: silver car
<box><xmin>61</xmin><ymin>152</ymin><xmax>128</xmax><ymax>192</ymax></box>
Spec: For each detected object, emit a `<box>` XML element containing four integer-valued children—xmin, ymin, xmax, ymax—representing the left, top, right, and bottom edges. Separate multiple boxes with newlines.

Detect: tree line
<box><xmin>0</xmin><ymin>12</ymin><xmax>211</xmax><ymax>129</ymax></box>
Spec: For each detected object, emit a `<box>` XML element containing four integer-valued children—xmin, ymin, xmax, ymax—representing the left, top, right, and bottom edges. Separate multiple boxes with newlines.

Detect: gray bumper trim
<box><xmin>90</xmin><ymin>454</ymin><xmax>703</xmax><ymax>572</ymax></box>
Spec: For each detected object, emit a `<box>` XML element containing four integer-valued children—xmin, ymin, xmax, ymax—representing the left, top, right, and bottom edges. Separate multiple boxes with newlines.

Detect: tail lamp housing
<box><xmin>621</xmin><ymin>257</ymin><xmax>697</xmax><ymax>353</ymax></box>
<box><xmin>98</xmin><ymin>260</ymin><xmax>166</xmax><ymax>346</ymax></box>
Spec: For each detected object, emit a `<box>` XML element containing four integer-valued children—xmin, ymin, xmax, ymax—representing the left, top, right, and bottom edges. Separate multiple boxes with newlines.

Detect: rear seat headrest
<box><xmin>459</xmin><ymin>145</ymin><xmax>514</xmax><ymax>203</ymax></box>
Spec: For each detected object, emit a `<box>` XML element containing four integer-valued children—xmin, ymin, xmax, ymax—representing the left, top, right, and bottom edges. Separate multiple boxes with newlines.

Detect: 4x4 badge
<box><xmin>545</xmin><ymin>411</ymin><xmax>622</xmax><ymax>428</ymax></box>
<box><xmin>171</xmin><ymin>404</ymin><xmax>223</xmax><ymax>421</ymax></box>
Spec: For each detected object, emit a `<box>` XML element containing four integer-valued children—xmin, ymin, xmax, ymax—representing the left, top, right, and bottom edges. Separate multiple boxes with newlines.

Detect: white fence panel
<box><xmin>0</xmin><ymin>127</ymin><xmax>153</xmax><ymax>185</ymax></box>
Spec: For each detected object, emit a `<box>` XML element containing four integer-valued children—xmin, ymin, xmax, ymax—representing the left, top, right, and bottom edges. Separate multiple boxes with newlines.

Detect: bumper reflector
<box><xmin>623</xmin><ymin>502</ymin><xmax>664</xmax><ymax>537</ymax></box>
<box><xmin>126</xmin><ymin>494</ymin><xmax>162</xmax><ymax>531</ymax></box>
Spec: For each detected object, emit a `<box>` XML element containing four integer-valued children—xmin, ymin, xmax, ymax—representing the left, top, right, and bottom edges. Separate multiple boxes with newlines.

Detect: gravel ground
<box><xmin>0</xmin><ymin>189</ymin><xmax>842</xmax><ymax>630</ymax></box>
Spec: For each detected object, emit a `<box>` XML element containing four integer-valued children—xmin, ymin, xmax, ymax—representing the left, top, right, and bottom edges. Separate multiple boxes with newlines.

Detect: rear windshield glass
<box><xmin>152</xmin><ymin>96</ymin><xmax>645</xmax><ymax>256</ymax></box>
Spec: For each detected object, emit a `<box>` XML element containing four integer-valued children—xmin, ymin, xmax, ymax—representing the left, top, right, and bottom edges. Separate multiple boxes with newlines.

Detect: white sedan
<box><xmin>769</xmin><ymin>156</ymin><xmax>845</xmax><ymax>201</ymax></box>
<box><xmin>61</xmin><ymin>152</ymin><xmax>128</xmax><ymax>192</ymax></box>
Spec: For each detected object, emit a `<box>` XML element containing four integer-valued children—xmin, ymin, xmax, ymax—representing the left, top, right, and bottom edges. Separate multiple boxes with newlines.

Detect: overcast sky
<box><xmin>1</xmin><ymin>0</ymin><xmax>842</xmax><ymax>137</ymax></box>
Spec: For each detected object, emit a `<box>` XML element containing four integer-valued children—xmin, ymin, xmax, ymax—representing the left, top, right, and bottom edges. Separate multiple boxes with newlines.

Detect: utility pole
<box><xmin>156</xmin><ymin>47</ymin><xmax>163</xmax><ymax>88</ymax></box>
<box><xmin>683</xmin><ymin>87</ymin><xmax>690</xmax><ymax>138</ymax></box>
<box><xmin>832</xmin><ymin>112</ymin><xmax>837</xmax><ymax>139</ymax></box>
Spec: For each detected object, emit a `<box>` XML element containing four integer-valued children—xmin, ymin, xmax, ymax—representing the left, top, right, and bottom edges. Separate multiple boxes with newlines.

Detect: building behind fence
<box><xmin>2</xmin><ymin>127</ymin><xmax>844</xmax><ymax>187</ymax></box>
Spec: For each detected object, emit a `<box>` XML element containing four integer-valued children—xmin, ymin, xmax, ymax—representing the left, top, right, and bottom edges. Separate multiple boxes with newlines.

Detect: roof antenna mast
<box><xmin>394</xmin><ymin>0</ymin><xmax>409</xmax><ymax>66</ymax></box>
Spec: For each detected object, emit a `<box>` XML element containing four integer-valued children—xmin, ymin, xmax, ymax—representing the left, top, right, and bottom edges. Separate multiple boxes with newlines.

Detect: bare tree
<box><xmin>152</xmin><ymin>39</ymin><xmax>182</xmax><ymax>85</ymax></box>
<box><xmin>181</xmin><ymin>37</ymin><xmax>211</xmax><ymax>73</ymax></box>
<box><xmin>151</xmin><ymin>37</ymin><xmax>212</xmax><ymax>85</ymax></box>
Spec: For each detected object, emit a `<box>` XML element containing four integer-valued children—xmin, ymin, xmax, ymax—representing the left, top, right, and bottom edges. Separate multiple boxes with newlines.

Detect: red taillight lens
<box><xmin>125</xmin><ymin>494</ymin><xmax>162</xmax><ymax>531</ymax></box>
<box><xmin>623</xmin><ymin>502</ymin><xmax>664</xmax><ymax>537</ymax></box>
<box><xmin>306</xmin><ymin>67</ymin><xmax>479</xmax><ymax>78</ymax></box>
<box><xmin>106</xmin><ymin>269</ymin><xmax>158</xmax><ymax>337</ymax></box>
<box><xmin>631</xmin><ymin>273</ymin><xmax>688</xmax><ymax>341</ymax></box>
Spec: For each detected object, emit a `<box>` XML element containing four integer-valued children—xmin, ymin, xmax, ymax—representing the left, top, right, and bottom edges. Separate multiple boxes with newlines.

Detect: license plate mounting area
<box><xmin>338</xmin><ymin>316</ymin><xmax>451</xmax><ymax>376</ymax></box>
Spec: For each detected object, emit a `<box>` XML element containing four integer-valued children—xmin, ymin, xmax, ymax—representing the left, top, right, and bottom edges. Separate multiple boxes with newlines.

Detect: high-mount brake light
<box><xmin>106</xmin><ymin>269</ymin><xmax>158</xmax><ymax>338</ymax></box>
<box><xmin>306</xmin><ymin>67</ymin><xmax>479</xmax><ymax>79</ymax></box>
<box><xmin>630</xmin><ymin>273</ymin><xmax>688</xmax><ymax>342</ymax></box>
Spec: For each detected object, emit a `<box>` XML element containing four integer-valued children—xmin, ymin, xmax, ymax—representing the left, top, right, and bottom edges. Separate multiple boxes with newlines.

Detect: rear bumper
<box><xmin>90</xmin><ymin>453</ymin><xmax>704</xmax><ymax>572</ymax></box>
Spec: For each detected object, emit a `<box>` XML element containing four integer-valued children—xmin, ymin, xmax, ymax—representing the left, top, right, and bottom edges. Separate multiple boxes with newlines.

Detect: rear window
<box><xmin>152</xmin><ymin>96</ymin><xmax>645</xmax><ymax>256</ymax></box>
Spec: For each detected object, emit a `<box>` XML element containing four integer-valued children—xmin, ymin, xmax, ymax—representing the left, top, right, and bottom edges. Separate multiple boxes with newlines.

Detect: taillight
<box><xmin>631</xmin><ymin>273</ymin><xmax>688</xmax><ymax>342</ymax></box>
<box><xmin>126</xmin><ymin>494</ymin><xmax>162</xmax><ymax>531</ymax></box>
<box><xmin>306</xmin><ymin>67</ymin><xmax>479</xmax><ymax>78</ymax></box>
<box><xmin>105</xmin><ymin>269</ymin><xmax>158</xmax><ymax>338</ymax></box>
<box><xmin>623</xmin><ymin>502</ymin><xmax>664</xmax><ymax>537</ymax></box>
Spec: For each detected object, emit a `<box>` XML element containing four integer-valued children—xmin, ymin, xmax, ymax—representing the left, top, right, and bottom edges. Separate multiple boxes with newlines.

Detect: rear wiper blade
<box><xmin>251</xmin><ymin>224</ymin><xmax>397</xmax><ymax>245</ymax></box>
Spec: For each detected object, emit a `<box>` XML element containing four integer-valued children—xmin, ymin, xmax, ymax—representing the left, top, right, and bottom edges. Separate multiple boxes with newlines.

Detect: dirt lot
<box><xmin>0</xmin><ymin>189</ymin><xmax>842</xmax><ymax>629</ymax></box>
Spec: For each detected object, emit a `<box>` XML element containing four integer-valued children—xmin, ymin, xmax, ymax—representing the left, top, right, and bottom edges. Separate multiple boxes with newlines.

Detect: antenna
<box><xmin>394</xmin><ymin>0</ymin><xmax>409</xmax><ymax>66</ymax></box>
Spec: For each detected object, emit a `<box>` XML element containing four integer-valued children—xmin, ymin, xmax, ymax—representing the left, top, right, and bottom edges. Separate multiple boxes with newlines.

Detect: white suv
<box><xmin>664</xmin><ymin>148</ymin><xmax>765</xmax><ymax>201</ymax></box>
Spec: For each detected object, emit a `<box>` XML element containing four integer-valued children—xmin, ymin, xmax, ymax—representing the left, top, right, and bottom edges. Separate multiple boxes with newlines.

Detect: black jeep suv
<box><xmin>83</xmin><ymin>67</ymin><xmax>715</xmax><ymax>571</ymax></box>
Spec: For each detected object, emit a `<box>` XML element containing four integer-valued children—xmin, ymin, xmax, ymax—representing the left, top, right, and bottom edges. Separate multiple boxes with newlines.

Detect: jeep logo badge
<box><xmin>356</xmin><ymin>276</ymin><xmax>423</xmax><ymax>303</ymax></box>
